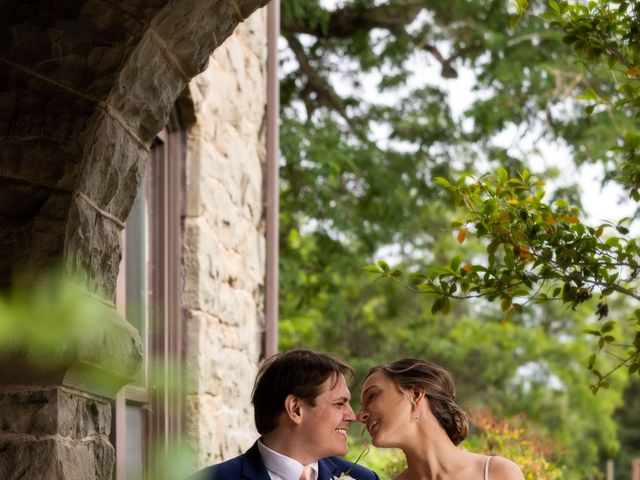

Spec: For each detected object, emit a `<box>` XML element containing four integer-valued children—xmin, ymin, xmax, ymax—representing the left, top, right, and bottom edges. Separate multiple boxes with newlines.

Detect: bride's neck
<box><xmin>399</xmin><ymin>426</ymin><xmax>465</xmax><ymax>479</ymax></box>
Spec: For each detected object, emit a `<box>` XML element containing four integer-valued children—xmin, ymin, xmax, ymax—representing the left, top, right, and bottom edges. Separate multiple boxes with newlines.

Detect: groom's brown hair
<box><xmin>251</xmin><ymin>349</ymin><xmax>354</xmax><ymax>434</ymax></box>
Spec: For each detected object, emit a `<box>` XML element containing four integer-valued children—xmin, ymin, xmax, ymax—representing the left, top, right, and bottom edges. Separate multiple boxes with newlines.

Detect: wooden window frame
<box><xmin>113</xmin><ymin>111</ymin><xmax>185</xmax><ymax>479</ymax></box>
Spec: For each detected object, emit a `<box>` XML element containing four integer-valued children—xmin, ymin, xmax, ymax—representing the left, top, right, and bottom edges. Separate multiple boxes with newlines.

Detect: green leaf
<box><xmin>600</xmin><ymin>320</ymin><xmax>615</xmax><ymax>333</ymax></box>
<box><xmin>363</xmin><ymin>264</ymin><xmax>383</xmax><ymax>273</ymax></box>
<box><xmin>496</xmin><ymin>166</ymin><xmax>508</xmax><ymax>182</ymax></box>
<box><xmin>377</xmin><ymin>260</ymin><xmax>390</xmax><ymax>273</ymax></box>
<box><xmin>434</xmin><ymin>177</ymin><xmax>451</xmax><ymax>188</ymax></box>
<box><xmin>441</xmin><ymin>296</ymin><xmax>451</xmax><ymax>315</ymax></box>
<box><xmin>450</xmin><ymin>256</ymin><xmax>461</xmax><ymax>271</ymax></box>
<box><xmin>577</xmin><ymin>88</ymin><xmax>598</xmax><ymax>101</ymax></box>
<box><xmin>431</xmin><ymin>298</ymin><xmax>444</xmax><ymax>314</ymax></box>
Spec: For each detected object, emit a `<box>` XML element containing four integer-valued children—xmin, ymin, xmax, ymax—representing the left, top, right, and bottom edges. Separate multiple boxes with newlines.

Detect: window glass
<box><xmin>125</xmin><ymin>404</ymin><xmax>145</xmax><ymax>480</ymax></box>
<box><xmin>125</xmin><ymin>178</ymin><xmax>149</xmax><ymax>386</ymax></box>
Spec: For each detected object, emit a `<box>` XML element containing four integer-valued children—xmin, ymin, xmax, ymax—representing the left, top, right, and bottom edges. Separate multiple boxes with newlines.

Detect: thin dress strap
<box><xmin>484</xmin><ymin>456</ymin><xmax>493</xmax><ymax>480</ymax></box>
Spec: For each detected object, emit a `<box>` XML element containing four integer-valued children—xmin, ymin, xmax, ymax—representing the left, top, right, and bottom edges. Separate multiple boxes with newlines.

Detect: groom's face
<box><xmin>299</xmin><ymin>373</ymin><xmax>356</xmax><ymax>459</ymax></box>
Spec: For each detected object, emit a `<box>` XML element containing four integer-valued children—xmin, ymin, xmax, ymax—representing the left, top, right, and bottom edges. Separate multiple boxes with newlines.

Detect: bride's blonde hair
<box><xmin>366</xmin><ymin>358</ymin><xmax>469</xmax><ymax>445</ymax></box>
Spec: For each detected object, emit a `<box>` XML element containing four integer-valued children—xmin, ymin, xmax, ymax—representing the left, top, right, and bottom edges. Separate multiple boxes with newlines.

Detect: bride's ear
<box><xmin>412</xmin><ymin>388</ymin><xmax>426</xmax><ymax>408</ymax></box>
<box><xmin>284</xmin><ymin>394</ymin><xmax>304</xmax><ymax>424</ymax></box>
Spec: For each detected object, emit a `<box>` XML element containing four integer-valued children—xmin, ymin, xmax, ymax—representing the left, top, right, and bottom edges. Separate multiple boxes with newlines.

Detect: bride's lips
<box><xmin>367</xmin><ymin>420</ymin><xmax>380</xmax><ymax>435</ymax></box>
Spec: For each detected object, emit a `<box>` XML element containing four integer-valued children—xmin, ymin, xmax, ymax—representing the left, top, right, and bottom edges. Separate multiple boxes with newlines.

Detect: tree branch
<box><xmin>284</xmin><ymin>33</ymin><xmax>351</xmax><ymax>124</ymax></box>
<box><xmin>283</xmin><ymin>1</ymin><xmax>425</xmax><ymax>38</ymax></box>
<box><xmin>284</xmin><ymin>2</ymin><xmax>460</xmax><ymax>78</ymax></box>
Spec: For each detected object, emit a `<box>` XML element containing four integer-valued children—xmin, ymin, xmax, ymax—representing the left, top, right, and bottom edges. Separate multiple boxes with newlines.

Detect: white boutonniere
<box><xmin>332</xmin><ymin>474</ymin><xmax>356</xmax><ymax>480</ymax></box>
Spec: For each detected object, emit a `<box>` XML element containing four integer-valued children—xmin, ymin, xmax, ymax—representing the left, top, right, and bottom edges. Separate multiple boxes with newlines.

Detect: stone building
<box><xmin>0</xmin><ymin>0</ymin><xmax>278</xmax><ymax>478</ymax></box>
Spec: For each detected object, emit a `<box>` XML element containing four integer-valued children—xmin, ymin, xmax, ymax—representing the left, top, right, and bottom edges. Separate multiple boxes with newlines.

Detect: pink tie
<box><xmin>299</xmin><ymin>465</ymin><xmax>314</xmax><ymax>480</ymax></box>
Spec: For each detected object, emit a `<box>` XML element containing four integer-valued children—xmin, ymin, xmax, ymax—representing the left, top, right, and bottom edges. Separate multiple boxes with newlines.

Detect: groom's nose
<box><xmin>343</xmin><ymin>402</ymin><xmax>356</xmax><ymax>422</ymax></box>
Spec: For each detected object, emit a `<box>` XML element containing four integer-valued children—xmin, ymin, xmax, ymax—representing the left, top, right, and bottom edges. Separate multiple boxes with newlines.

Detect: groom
<box><xmin>191</xmin><ymin>349</ymin><xmax>379</xmax><ymax>480</ymax></box>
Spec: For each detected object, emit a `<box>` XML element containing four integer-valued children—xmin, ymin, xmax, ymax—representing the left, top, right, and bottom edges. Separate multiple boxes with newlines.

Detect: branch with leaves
<box><xmin>368</xmin><ymin>169</ymin><xmax>640</xmax><ymax>393</ymax></box>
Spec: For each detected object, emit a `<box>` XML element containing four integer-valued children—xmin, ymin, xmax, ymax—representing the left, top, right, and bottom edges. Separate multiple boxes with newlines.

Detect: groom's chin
<box><xmin>334</xmin><ymin>440</ymin><xmax>349</xmax><ymax>456</ymax></box>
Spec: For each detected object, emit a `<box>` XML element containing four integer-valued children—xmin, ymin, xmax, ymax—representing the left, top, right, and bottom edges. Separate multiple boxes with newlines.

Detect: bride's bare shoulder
<box><xmin>488</xmin><ymin>456</ymin><xmax>525</xmax><ymax>480</ymax></box>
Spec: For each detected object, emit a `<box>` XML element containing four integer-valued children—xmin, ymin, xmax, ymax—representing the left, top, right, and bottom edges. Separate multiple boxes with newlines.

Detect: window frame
<box><xmin>113</xmin><ymin>111</ymin><xmax>185</xmax><ymax>479</ymax></box>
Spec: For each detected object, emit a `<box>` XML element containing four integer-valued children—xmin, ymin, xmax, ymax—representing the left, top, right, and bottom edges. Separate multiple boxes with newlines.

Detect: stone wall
<box><xmin>0</xmin><ymin>386</ymin><xmax>112</xmax><ymax>480</ymax></box>
<box><xmin>0</xmin><ymin>0</ymin><xmax>269</xmax><ymax>299</ymax></box>
<box><xmin>182</xmin><ymin>7</ymin><xmax>268</xmax><ymax>467</ymax></box>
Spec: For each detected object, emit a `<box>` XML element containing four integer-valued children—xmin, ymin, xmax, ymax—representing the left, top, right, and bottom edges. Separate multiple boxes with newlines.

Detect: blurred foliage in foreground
<box><xmin>0</xmin><ymin>271</ymin><xmax>113</xmax><ymax>361</ymax></box>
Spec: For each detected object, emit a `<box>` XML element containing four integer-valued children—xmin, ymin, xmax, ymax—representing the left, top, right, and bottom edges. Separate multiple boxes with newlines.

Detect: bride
<box><xmin>357</xmin><ymin>359</ymin><xmax>525</xmax><ymax>480</ymax></box>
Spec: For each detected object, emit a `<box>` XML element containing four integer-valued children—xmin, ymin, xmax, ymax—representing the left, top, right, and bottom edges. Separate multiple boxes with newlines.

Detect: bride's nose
<box><xmin>357</xmin><ymin>410</ymin><xmax>369</xmax><ymax>423</ymax></box>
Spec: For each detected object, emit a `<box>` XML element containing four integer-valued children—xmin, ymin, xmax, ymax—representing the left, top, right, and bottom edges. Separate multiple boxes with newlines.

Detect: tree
<box><xmin>278</xmin><ymin>0</ymin><xmax>631</xmax><ymax>475</ymax></box>
<box><xmin>371</xmin><ymin>0</ymin><xmax>640</xmax><ymax>392</ymax></box>
<box><xmin>613</xmin><ymin>378</ymin><xmax>640</xmax><ymax>480</ymax></box>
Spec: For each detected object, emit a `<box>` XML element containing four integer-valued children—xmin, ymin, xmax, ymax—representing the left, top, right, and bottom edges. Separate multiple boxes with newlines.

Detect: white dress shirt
<box><xmin>257</xmin><ymin>440</ymin><xmax>319</xmax><ymax>480</ymax></box>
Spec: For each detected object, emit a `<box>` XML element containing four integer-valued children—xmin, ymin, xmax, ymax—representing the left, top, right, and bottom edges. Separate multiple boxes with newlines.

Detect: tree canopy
<box><xmin>279</xmin><ymin>0</ymin><xmax>638</xmax><ymax>476</ymax></box>
<box><xmin>369</xmin><ymin>0</ymin><xmax>640</xmax><ymax>392</ymax></box>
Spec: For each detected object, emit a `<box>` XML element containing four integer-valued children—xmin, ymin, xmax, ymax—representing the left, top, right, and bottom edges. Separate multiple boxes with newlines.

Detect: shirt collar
<box><xmin>257</xmin><ymin>439</ymin><xmax>319</xmax><ymax>480</ymax></box>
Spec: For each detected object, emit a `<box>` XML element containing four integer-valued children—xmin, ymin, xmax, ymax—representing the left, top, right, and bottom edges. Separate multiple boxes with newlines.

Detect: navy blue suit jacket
<box><xmin>190</xmin><ymin>442</ymin><xmax>380</xmax><ymax>480</ymax></box>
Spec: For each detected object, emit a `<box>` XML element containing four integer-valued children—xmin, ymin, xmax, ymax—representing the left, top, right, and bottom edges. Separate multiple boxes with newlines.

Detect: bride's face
<box><xmin>357</xmin><ymin>370</ymin><xmax>413</xmax><ymax>447</ymax></box>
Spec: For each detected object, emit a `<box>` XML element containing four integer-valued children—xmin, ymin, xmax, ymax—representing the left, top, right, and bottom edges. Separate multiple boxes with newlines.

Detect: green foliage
<box><xmin>0</xmin><ymin>271</ymin><xmax>112</xmax><ymax>363</ymax></box>
<box><xmin>372</xmin><ymin>169</ymin><xmax>640</xmax><ymax>390</ymax></box>
<box><xmin>0</xmin><ymin>271</ymin><xmax>198</xmax><ymax>479</ymax></box>
<box><xmin>355</xmin><ymin>447</ymin><xmax>406</xmax><ymax>480</ymax></box>
<box><xmin>543</xmin><ymin>0</ymin><xmax>640</xmax><ymax>189</ymax></box>
<box><xmin>280</xmin><ymin>0</ymin><xmax>634</xmax><ymax>476</ymax></box>
<box><xmin>612</xmin><ymin>378</ymin><xmax>640</xmax><ymax>480</ymax></box>
<box><xmin>377</xmin><ymin>0</ymin><xmax>640</xmax><ymax>392</ymax></box>
<box><xmin>466</xmin><ymin>410</ymin><xmax>564</xmax><ymax>480</ymax></box>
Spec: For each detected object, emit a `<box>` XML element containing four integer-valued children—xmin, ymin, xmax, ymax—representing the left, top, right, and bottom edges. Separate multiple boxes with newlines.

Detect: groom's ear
<box><xmin>283</xmin><ymin>394</ymin><xmax>304</xmax><ymax>425</ymax></box>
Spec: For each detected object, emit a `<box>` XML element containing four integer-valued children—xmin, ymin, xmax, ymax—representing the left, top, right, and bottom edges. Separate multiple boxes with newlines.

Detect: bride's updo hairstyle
<box><xmin>367</xmin><ymin>358</ymin><xmax>469</xmax><ymax>445</ymax></box>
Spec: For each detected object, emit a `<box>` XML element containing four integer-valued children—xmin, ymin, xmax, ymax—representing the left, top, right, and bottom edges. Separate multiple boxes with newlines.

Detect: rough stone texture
<box><xmin>0</xmin><ymin>387</ymin><xmax>113</xmax><ymax>480</ymax></box>
<box><xmin>182</xmin><ymin>8</ymin><xmax>268</xmax><ymax>467</ymax></box>
<box><xmin>0</xmin><ymin>0</ymin><xmax>269</xmax><ymax>298</ymax></box>
<box><xmin>0</xmin><ymin>437</ymin><xmax>113</xmax><ymax>480</ymax></box>
<box><xmin>0</xmin><ymin>0</ymin><xmax>269</xmax><ymax>478</ymax></box>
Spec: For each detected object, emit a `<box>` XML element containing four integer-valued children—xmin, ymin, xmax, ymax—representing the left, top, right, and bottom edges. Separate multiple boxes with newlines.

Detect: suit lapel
<box><xmin>240</xmin><ymin>442</ymin><xmax>272</xmax><ymax>480</ymax></box>
<box><xmin>318</xmin><ymin>458</ymin><xmax>342</xmax><ymax>480</ymax></box>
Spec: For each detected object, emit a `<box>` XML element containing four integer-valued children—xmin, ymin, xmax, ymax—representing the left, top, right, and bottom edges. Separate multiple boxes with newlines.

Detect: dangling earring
<box><xmin>410</xmin><ymin>398</ymin><xmax>419</xmax><ymax>422</ymax></box>
<box><xmin>407</xmin><ymin>389</ymin><xmax>424</xmax><ymax>423</ymax></box>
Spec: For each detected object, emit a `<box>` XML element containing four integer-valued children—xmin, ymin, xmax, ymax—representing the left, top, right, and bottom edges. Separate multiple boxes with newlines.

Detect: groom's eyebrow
<box><xmin>332</xmin><ymin>394</ymin><xmax>351</xmax><ymax>402</ymax></box>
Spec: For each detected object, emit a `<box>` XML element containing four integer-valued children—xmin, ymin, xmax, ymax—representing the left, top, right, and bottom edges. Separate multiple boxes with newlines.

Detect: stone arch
<box><xmin>0</xmin><ymin>0</ymin><xmax>269</xmax><ymax>298</ymax></box>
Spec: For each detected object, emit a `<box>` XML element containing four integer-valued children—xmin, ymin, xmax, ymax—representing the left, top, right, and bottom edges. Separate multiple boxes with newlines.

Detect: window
<box><xmin>113</xmin><ymin>113</ymin><xmax>185</xmax><ymax>479</ymax></box>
